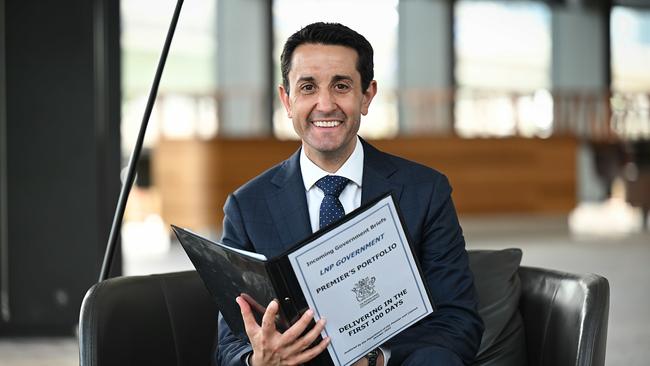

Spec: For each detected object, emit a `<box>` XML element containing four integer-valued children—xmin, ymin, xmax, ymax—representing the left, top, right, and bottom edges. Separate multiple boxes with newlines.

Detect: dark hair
<box><xmin>280</xmin><ymin>22</ymin><xmax>374</xmax><ymax>94</ymax></box>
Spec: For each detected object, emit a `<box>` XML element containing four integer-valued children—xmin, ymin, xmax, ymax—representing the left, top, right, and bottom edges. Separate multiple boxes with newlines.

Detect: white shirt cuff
<box><xmin>379</xmin><ymin>346</ymin><xmax>391</xmax><ymax>366</ymax></box>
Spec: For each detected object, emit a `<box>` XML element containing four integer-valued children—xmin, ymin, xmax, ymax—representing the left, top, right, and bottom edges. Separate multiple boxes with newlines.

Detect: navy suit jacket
<box><xmin>216</xmin><ymin>139</ymin><xmax>484</xmax><ymax>366</ymax></box>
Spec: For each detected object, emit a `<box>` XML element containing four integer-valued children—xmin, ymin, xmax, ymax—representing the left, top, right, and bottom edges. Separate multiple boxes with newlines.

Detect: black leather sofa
<box><xmin>78</xmin><ymin>249</ymin><xmax>609</xmax><ymax>366</ymax></box>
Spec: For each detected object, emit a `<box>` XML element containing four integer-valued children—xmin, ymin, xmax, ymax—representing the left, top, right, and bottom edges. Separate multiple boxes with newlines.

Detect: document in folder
<box><xmin>173</xmin><ymin>193</ymin><xmax>435</xmax><ymax>366</ymax></box>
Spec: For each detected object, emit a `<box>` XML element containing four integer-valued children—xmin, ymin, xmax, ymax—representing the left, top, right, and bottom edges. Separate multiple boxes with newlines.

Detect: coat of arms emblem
<box><xmin>351</xmin><ymin>276</ymin><xmax>380</xmax><ymax>307</ymax></box>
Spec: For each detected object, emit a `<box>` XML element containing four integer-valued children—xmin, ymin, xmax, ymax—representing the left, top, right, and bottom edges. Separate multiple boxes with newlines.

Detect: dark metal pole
<box><xmin>0</xmin><ymin>0</ymin><xmax>10</xmax><ymax>321</ymax></box>
<box><xmin>99</xmin><ymin>0</ymin><xmax>184</xmax><ymax>282</ymax></box>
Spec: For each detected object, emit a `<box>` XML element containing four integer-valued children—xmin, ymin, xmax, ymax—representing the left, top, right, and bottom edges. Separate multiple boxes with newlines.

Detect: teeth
<box><xmin>313</xmin><ymin>121</ymin><xmax>341</xmax><ymax>128</ymax></box>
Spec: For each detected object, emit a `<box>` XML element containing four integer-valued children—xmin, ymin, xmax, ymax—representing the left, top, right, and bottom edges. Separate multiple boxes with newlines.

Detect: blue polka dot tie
<box><xmin>315</xmin><ymin>175</ymin><xmax>349</xmax><ymax>229</ymax></box>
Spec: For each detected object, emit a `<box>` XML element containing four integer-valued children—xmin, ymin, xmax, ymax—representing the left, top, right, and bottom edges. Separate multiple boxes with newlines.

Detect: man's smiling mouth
<box><xmin>312</xmin><ymin>120</ymin><xmax>342</xmax><ymax>128</ymax></box>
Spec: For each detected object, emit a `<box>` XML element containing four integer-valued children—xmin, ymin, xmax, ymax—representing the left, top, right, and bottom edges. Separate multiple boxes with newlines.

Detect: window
<box><xmin>121</xmin><ymin>0</ymin><xmax>218</xmax><ymax>150</ymax></box>
<box><xmin>611</xmin><ymin>6</ymin><xmax>650</xmax><ymax>140</ymax></box>
<box><xmin>454</xmin><ymin>0</ymin><xmax>552</xmax><ymax>137</ymax></box>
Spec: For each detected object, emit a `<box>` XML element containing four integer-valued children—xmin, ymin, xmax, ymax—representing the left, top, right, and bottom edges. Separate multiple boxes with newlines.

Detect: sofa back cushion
<box><xmin>468</xmin><ymin>248</ymin><xmax>527</xmax><ymax>366</ymax></box>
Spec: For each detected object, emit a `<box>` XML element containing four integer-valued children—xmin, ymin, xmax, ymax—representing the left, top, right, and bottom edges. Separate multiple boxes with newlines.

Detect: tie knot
<box><xmin>315</xmin><ymin>175</ymin><xmax>349</xmax><ymax>197</ymax></box>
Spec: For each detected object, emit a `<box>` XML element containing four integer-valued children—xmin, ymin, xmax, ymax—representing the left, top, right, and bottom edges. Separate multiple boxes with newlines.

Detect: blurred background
<box><xmin>1</xmin><ymin>0</ymin><xmax>649</xmax><ymax>365</ymax></box>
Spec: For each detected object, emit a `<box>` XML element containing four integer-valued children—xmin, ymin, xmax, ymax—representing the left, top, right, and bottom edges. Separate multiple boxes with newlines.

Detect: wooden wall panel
<box><xmin>371</xmin><ymin>137</ymin><xmax>577</xmax><ymax>214</ymax></box>
<box><xmin>153</xmin><ymin>137</ymin><xmax>577</xmax><ymax>231</ymax></box>
<box><xmin>153</xmin><ymin>139</ymin><xmax>300</xmax><ymax>230</ymax></box>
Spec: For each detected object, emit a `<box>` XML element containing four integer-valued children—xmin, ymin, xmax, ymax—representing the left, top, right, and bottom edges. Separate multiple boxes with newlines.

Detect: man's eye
<box><xmin>334</xmin><ymin>83</ymin><xmax>350</xmax><ymax>91</ymax></box>
<box><xmin>301</xmin><ymin>84</ymin><xmax>315</xmax><ymax>92</ymax></box>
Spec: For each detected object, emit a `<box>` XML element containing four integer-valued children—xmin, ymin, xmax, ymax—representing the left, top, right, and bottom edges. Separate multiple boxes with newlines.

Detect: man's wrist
<box><xmin>364</xmin><ymin>348</ymin><xmax>380</xmax><ymax>366</ymax></box>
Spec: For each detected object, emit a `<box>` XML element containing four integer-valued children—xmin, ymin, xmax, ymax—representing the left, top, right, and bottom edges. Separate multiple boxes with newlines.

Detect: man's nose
<box><xmin>315</xmin><ymin>90</ymin><xmax>336</xmax><ymax>112</ymax></box>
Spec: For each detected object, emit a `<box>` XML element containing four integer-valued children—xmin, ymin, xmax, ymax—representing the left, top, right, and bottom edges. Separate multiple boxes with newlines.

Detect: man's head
<box><xmin>280</xmin><ymin>22</ymin><xmax>374</xmax><ymax>95</ymax></box>
<box><xmin>277</xmin><ymin>23</ymin><xmax>378</xmax><ymax>172</ymax></box>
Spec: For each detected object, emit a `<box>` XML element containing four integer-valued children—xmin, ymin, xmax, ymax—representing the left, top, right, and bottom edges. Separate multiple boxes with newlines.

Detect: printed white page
<box><xmin>288</xmin><ymin>195</ymin><xmax>434</xmax><ymax>366</ymax></box>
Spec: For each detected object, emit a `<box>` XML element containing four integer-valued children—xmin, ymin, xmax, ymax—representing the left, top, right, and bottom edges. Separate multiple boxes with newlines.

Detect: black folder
<box><xmin>172</xmin><ymin>224</ymin><xmax>306</xmax><ymax>337</ymax></box>
<box><xmin>172</xmin><ymin>192</ymin><xmax>434</xmax><ymax>366</ymax></box>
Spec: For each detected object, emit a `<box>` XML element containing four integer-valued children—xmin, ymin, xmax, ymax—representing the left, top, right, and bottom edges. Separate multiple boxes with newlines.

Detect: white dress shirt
<box><xmin>300</xmin><ymin>136</ymin><xmax>364</xmax><ymax>233</ymax></box>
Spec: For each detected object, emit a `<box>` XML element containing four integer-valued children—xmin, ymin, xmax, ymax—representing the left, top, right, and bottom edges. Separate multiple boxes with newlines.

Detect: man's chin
<box><xmin>308</xmin><ymin>142</ymin><xmax>357</xmax><ymax>161</ymax></box>
<box><xmin>310</xmin><ymin>145</ymin><xmax>343</xmax><ymax>156</ymax></box>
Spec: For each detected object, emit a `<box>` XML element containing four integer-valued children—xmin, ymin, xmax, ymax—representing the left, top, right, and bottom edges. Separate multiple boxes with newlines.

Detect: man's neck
<box><xmin>304</xmin><ymin>144</ymin><xmax>356</xmax><ymax>174</ymax></box>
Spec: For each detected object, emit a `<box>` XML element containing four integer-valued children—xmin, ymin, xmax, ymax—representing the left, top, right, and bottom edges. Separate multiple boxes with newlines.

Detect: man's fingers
<box><xmin>240</xmin><ymin>293</ymin><xmax>266</xmax><ymax>315</ymax></box>
<box><xmin>301</xmin><ymin>316</ymin><xmax>327</xmax><ymax>344</ymax></box>
<box><xmin>284</xmin><ymin>316</ymin><xmax>327</xmax><ymax>355</ymax></box>
<box><xmin>301</xmin><ymin>336</ymin><xmax>331</xmax><ymax>359</ymax></box>
<box><xmin>286</xmin><ymin>336</ymin><xmax>331</xmax><ymax>365</ymax></box>
<box><xmin>236</xmin><ymin>296</ymin><xmax>259</xmax><ymax>335</ymax></box>
<box><xmin>260</xmin><ymin>299</ymin><xmax>279</xmax><ymax>337</ymax></box>
<box><xmin>281</xmin><ymin>309</ymin><xmax>315</xmax><ymax>342</ymax></box>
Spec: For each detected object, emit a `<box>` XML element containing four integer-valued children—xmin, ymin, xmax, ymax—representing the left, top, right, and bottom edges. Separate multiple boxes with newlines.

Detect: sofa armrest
<box><xmin>519</xmin><ymin>266</ymin><xmax>609</xmax><ymax>366</ymax></box>
<box><xmin>79</xmin><ymin>271</ymin><xmax>218</xmax><ymax>366</ymax></box>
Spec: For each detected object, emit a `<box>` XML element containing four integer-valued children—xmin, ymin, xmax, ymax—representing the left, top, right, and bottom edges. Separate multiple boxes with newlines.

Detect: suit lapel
<box><xmin>265</xmin><ymin>140</ymin><xmax>402</xmax><ymax>252</ymax></box>
<box><xmin>361</xmin><ymin>139</ymin><xmax>403</xmax><ymax>205</ymax></box>
<box><xmin>267</xmin><ymin>149</ymin><xmax>312</xmax><ymax>251</ymax></box>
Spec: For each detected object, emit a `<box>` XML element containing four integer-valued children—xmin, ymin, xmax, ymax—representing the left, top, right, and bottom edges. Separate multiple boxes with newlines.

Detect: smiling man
<box><xmin>216</xmin><ymin>22</ymin><xmax>483</xmax><ymax>366</ymax></box>
<box><xmin>278</xmin><ymin>42</ymin><xmax>376</xmax><ymax>173</ymax></box>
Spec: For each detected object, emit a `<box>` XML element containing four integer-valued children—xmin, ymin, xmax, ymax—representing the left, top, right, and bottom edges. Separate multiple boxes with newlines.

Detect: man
<box><xmin>217</xmin><ymin>22</ymin><xmax>483</xmax><ymax>366</ymax></box>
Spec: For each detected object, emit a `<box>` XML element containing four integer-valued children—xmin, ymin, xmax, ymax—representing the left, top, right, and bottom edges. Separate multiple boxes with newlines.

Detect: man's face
<box><xmin>279</xmin><ymin>43</ymin><xmax>377</xmax><ymax>168</ymax></box>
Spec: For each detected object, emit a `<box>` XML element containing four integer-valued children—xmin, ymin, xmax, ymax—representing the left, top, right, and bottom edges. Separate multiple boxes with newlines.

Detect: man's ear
<box><xmin>278</xmin><ymin>85</ymin><xmax>292</xmax><ymax>118</ymax></box>
<box><xmin>361</xmin><ymin>80</ymin><xmax>378</xmax><ymax>116</ymax></box>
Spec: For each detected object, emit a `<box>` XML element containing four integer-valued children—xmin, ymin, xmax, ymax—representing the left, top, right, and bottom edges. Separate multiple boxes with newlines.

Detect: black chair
<box><xmin>78</xmin><ymin>250</ymin><xmax>609</xmax><ymax>366</ymax></box>
<box><xmin>518</xmin><ymin>267</ymin><xmax>609</xmax><ymax>366</ymax></box>
<box><xmin>78</xmin><ymin>271</ymin><xmax>218</xmax><ymax>366</ymax></box>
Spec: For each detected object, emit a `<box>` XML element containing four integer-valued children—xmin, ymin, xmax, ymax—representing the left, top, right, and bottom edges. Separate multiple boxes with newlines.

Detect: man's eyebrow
<box><xmin>294</xmin><ymin>75</ymin><xmax>353</xmax><ymax>85</ymax></box>
<box><xmin>332</xmin><ymin>75</ymin><xmax>353</xmax><ymax>83</ymax></box>
<box><xmin>296</xmin><ymin>76</ymin><xmax>316</xmax><ymax>84</ymax></box>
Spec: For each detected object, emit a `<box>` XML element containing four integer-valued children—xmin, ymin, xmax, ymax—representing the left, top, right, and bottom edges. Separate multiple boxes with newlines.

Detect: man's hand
<box><xmin>236</xmin><ymin>296</ymin><xmax>330</xmax><ymax>366</ymax></box>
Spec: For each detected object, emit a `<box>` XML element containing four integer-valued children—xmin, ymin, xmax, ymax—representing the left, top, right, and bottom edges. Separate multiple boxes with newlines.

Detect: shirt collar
<box><xmin>300</xmin><ymin>136</ymin><xmax>364</xmax><ymax>191</ymax></box>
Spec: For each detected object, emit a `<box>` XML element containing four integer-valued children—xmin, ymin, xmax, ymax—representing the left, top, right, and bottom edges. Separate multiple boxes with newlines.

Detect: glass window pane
<box><xmin>612</xmin><ymin>6</ymin><xmax>650</xmax><ymax>92</ymax></box>
<box><xmin>610</xmin><ymin>6</ymin><xmax>650</xmax><ymax>140</ymax></box>
<box><xmin>121</xmin><ymin>0</ymin><xmax>217</xmax><ymax>150</ymax></box>
<box><xmin>454</xmin><ymin>0</ymin><xmax>551</xmax><ymax>137</ymax></box>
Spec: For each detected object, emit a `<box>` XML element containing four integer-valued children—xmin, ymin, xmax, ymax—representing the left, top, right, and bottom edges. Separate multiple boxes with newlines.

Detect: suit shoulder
<box><xmin>231</xmin><ymin>160</ymin><xmax>287</xmax><ymax>199</ymax></box>
<box><xmin>364</xmin><ymin>140</ymin><xmax>447</xmax><ymax>182</ymax></box>
<box><xmin>381</xmin><ymin>150</ymin><xmax>450</xmax><ymax>185</ymax></box>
